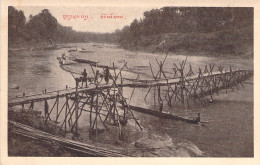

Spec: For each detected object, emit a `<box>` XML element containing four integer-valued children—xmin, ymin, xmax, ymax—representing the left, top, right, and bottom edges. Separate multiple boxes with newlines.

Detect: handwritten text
<box><xmin>63</xmin><ymin>13</ymin><xmax>126</xmax><ymax>21</ymax></box>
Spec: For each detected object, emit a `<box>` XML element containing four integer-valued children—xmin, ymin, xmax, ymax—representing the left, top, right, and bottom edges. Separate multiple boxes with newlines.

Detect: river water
<box><xmin>8</xmin><ymin>43</ymin><xmax>253</xmax><ymax>157</ymax></box>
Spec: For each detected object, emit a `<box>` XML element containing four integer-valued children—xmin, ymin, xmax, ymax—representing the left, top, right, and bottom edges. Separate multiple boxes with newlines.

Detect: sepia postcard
<box><xmin>1</xmin><ymin>0</ymin><xmax>260</xmax><ymax>164</ymax></box>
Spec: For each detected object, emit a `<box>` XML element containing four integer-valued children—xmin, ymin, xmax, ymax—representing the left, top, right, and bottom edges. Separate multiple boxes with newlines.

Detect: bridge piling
<box><xmin>8</xmin><ymin>59</ymin><xmax>253</xmax><ymax>139</ymax></box>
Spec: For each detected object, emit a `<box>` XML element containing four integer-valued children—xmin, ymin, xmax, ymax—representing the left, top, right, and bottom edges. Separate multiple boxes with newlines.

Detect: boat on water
<box><xmin>57</xmin><ymin>53</ymin><xmax>99</xmax><ymax>65</ymax></box>
<box><xmin>57</xmin><ymin>53</ymin><xmax>77</xmax><ymax>65</ymax></box>
<box><xmin>78</xmin><ymin>48</ymin><xmax>94</xmax><ymax>53</ymax></box>
<box><xmin>68</xmin><ymin>47</ymin><xmax>77</xmax><ymax>52</ymax></box>
<box><xmin>78</xmin><ymin>50</ymin><xmax>94</xmax><ymax>53</ymax></box>
<box><xmin>73</xmin><ymin>58</ymin><xmax>99</xmax><ymax>65</ymax></box>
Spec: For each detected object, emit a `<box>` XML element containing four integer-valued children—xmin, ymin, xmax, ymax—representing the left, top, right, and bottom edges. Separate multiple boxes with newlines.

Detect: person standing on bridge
<box><xmin>81</xmin><ymin>68</ymin><xmax>88</xmax><ymax>87</ymax></box>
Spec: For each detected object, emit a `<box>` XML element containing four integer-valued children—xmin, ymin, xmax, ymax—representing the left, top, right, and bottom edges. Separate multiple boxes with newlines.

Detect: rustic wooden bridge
<box><xmin>9</xmin><ymin>69</ymin><xmax>252</xmax><ymax>107</ymax></box>
<box><xmin>8</xmin><ymin>55</ymin><xmax>253</xmax><ymax>148</ymax></box>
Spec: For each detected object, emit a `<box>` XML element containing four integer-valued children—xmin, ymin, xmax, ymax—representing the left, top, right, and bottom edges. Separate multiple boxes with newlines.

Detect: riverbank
<box><xmin>8</xmin><ymin>40</ymin><xmax>75</xmax><ymax>51</ymax></box>
<box><xmin>8</xmin><ymin>109</ymin><xmax>72</xmax><ymax>156</ymax></box>
<box><xmin>8</xmin><ymin>126</ymin><xmax>73</xmax><ymax>156</ymax></box>
<box><xmin>123</xmin><ymin>47</ymin><xmax>253</xmax><ymax>60</ymax></box>
<box><xmin>9</xmin><ymin>38</ymin><xmax>253</xmax><ymax>61</ymax></box>
<box><xmin>8</xmin><ymin>108</ymin><xmax>205</xmax><ymax>157</ymax></box>
<box><xmin>119</xmin><ymin>27</ymin><xmax>253</xmax><ymax>59</ymax></box>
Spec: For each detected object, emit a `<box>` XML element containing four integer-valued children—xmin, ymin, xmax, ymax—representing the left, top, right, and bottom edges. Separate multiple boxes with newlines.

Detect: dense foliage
<box><xmin>8</xmin><ymin>6</ymin><xmax>26</xmax><ymax>44</ymax></box>
<box><xmin>8</xmin><ymin>6</ymin><xmax>253</xmax><ymax>56</ymax></box>
<box><xmin>8</xmin><ymin>6</ymin><xmax>118</xmax><ymax>46</ymax></box>
<box><xmin>118</xmin><ymin>7</ymin><xmax>253</xmax><ymax>50</ymax></box>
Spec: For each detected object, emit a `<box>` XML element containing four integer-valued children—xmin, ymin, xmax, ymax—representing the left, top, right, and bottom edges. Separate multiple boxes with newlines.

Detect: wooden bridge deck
<box><xmin>8</xmin><ymin>69</ymin><xmax>251</xmax><ymax>107</ymax></box>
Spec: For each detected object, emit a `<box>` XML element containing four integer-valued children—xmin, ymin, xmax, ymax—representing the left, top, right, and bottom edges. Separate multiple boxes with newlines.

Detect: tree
<box><xmin>26</xmin><ymin>9</ymin><xmax>58</xmax><ymax>40</ymax></box>
<box><xmin>117</xmin><ymin>7</ymin><xmax>253</xmax><ymax>50</ymax></box>
<box><xmin>8</xmin><ymin>6</ymin><xmax>26</xmax><ymax>44</ymax></box>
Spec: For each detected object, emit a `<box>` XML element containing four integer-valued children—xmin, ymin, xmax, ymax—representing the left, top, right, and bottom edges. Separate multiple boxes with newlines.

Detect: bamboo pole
<box><xmin>60</xmin><ymin>99</ymin><xmax>76</xmax><ymax>128</ymax></box>
<box><xmin>44</xmin><ymin>100</ymin><xmax>48</xmax><ymax>119</ymax></box>
<box><xmin>45</xmin><ymin>97</ymin><xmax>58</xmax><ymax>123</ymax></box>
<box><xmin>65</xmin><ymin>95</ymin><xmax>68</xmax><ymax>132</ymax></box>
<box><xmin>56</xmin><ymin>93</ymin><xmax>59</xmax><ymax>122</ymax></box>
<box><xmin>74</xmin><ymin>96</ymin><xmax>79</xmax><ymax>134</ymax></box>
<box><xmin>55</xmin><ymin>99</ymin><xmax>67</xmax><ymax>123</ymax></box>
<box><xmin>89</xmin><ymin>93</ymin><xmax>94</xmax><ymax>136</ymax></box>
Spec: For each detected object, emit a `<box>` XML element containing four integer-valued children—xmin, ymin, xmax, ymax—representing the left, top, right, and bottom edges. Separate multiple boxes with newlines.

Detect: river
<box><xmin>8</xmin><ymin>42</ymin><xmax>253</xmax><ymax>157</ymax></box>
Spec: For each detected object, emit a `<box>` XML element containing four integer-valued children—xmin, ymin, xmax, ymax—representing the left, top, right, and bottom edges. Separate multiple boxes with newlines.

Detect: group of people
<box><xmin>77</xmin><ymin>66</ymin><xmax>110</xmax><ymax>88</ymax></box>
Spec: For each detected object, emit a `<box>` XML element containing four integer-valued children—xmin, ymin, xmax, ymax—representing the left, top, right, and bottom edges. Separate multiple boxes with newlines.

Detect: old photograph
<box><xmin>7</xmin><ymin>6</ymin><xmax>253</xmax><ymax>157</ymax></box>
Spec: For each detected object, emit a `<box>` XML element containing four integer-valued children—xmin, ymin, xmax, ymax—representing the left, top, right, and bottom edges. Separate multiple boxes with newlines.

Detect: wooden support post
<box><xmin>95</xmin><ymin>92</ymin><xmax>99</xmax><ymax>137</ymax></box>
<box><xmin>186</xmin><ymin>64</ymin><xmax>194</xmax><ymax>77</ymax></box>
<box><xmin>95</xmin><ymin>92</ymin><xmax>109</xmax><ymax>130</ymax></box>
<box><xmin>44</xmin><ymin>100</ymin><xmax>49</xmax><ymax>120</ymax></box>
<box><xmin>22</xmin><ymin>93</ymin><xmax>25</xmax><ymax>109</ymax></box>
<box><xmin>71</xmin><ymin>95</ymin><xmax>91</xmax><ymax>134</ymax></box>
<box><xmin>154</xmin><ymin>86</ymin><xmax>156</xmax><ymax>105</ymax></box>
<box><xmin>60</xmin><ymin>97</ymin><xmax>76</xmax><ymax>128</ymax></box>
<box><xmin>56</xmin><ymin>92</ymin><xmax>59</xmax><ymax>122</ymax></box>
<box><xmin>56</xmin><ymin>100</ymin><xmax>67</xmax><ymax>123</ymax></box>
<box><xmin>120</xmin><ymin>71</ymin><xmax>123</xmax><ymax>94</ymax></box>
<box><xmin>185</xmin><ymin>89</ymin><xmax>190</xmax><ymax>109</ymax></box>
<box><xmin>157</xmin><ymin>62</ymin><xmax>163</xmax><ymax>111</ymax></box>
<box><xmin>44</xmin><ymin>97</ymin><xmax>58</xmax><ymax>123</ymax></box>
<box><xmin>114</xmin><ymin>93</ymin><xmax>122</xmax><ymax>140</ymax></box>
<box><xmin>128</xmin><ymin>74</ymin><xmax>140</xmax><ymax>104</ymax></box>
<box><xmin>174</xmin><ymin>60</ymin><xmax>187</xmax><ymax>106</ymax></box>
<box><xmin>224</xmin><ymin>71</ymin><xmax>228</xmax><ymax>94</ymax></box>
<box><xmin>28</xmin><ymin>101</ymin><xmax>34</xmax><ymax>111</ymax></box>
<box><xmin>180</xmin><ymin>69</ymin><xmax>185</xmax><ymax>104</ymax></box>
<box><xmin>112</xmin><ymin>90</ymin><xmax>116</xmax><ymax>123</ymax></box>
<box><xmin>121</xmin><ymin>96</ymin><xmax>142</xmax><ymax>131</ymax></box>
<box><xmin>67</xmin><ymin>100</ymin><xmax>76</xmax><ymax>126</ymax></box>
<box><xmin>114</xmin><ymin>62</ymin><xmax>128</xmax><ymax>81</ymax></box>
<box><xmin>102</xmin><ymin>92</ymin><xmax>112</xmax><ymax>122</ymax></box>
<box><xmin>173</xmin><ymin>84</ymin><xmax>181</xmax><ymax>102</ymax></box>
<box><xmin>65</xmin><ymin>95</ymin><xmax>68</xmax><ymax>132</ymax></box>
<box><xmin>166</xmin><ymin>80</ymin><xmax>171</xmax><ymax>107</ymax></box>
<box><xmin>74</xmin><ymin>90</ymin><xmax>79</xmax><ymax>135</ymax></box>
<box><xmin>204</xmin><ymin>65</ymin><xmax>209</xmax><ymax>74</ymax></box>
<box><xmin>89</xmin><ymin>93</ymin><xmax>94</xmax><ymax>136</ymax></box>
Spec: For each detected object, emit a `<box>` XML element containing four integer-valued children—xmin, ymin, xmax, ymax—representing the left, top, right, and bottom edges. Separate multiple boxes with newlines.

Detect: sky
<box><xmin>15</xmin><ymin>6</ymin><xmax>158</xmax><ymax>33</ymax></box>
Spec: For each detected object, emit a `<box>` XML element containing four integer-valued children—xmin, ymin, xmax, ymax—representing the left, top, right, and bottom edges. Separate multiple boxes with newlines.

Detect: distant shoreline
<box><xmin>8</xmin><ymin>41</ymin><xmax>253</xmax><ymax>61</ymax></box>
